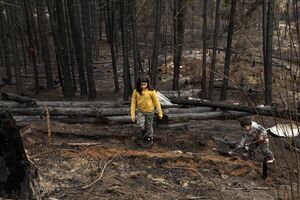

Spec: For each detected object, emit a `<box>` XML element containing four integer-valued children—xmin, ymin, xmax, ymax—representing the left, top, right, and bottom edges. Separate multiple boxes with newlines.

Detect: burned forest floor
<box><xmin>22</xmin><ymin>117</ymin><xmax>287</xmax><ymax>200</ymax></box>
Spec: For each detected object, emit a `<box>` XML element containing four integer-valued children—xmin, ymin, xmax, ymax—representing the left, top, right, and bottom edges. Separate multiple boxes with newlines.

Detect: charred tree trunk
<box><xmin>19</xmin><ymin>25</ymin><xmax>28</xmax><ymax>75</ymax></box>
<box><xmin>172</xmin><ymin>0</ymin><xmax>186</xmax><ymax>91</ymax></box>
<box><xmin>7</xmin><ymin>4</ymin><xmax>24</xmax><ymax>94</ymax></box>
<box><xmin>81</xmin><ymin>0</ymin><xmax>97</xmax><ymax>100</ymax></box>
<box><xmin>36</xmin><ymin>0</ymin><xmax>54</xmax><ymax>90</ymax></box>
<box><xmin>120</xmin><ymin>0</ymin><xmax>132</xmax><ymax>100</ymax></box>
<box><xmin>201</xmin><ymin>0</ymin><xmax>208</xmax><ymax>98</ymax></box>
<box><xmin>129</xmin><ymin>0</ymin><xmax>143</xmax><ymax>83</ymax></box>
<box><xmin>46</xmin><ymin>0</ymin><xmax>64</xmax><ymax>92</ymax></box>
<box><xmin>56</xmin><ymin>0</ymin><xmax>76</xmax><ymax>100</ymax></box>
<box><xmin>264</xmin><ymin>0</ymin><xmax>275</xmax><ymax>105</ymax></box>
<box><xmin>64</xmin><ymin>2</ymin><xmax>77</xmax><ymax>93</ymax></box>
<box><xmin>208</xmin><ymin>0</ymin><xmax>221</xmax><ymax>100</ymax></box>
<box><xmin>106</xmin><ymin>0</ymin><xmax>120</xmax><ymax>92</ymax></box>
<box><xmin>150</xmin><ymin>0</ymin><xmax>163</xmax><ymax>88</ymax></box>
<box><xmin>0</xmin><ymin>112</ymin><xmax>40</xmax><ymax>199</ymax></box>
<box><xmin>23</xmin><ymin>0</ymin><xmax>40</xmax><ymax>94</ymax></box>
<box><xmin>262</xmin><ymin>0</ymin><xmax>267</xmax><ymax>68</ymax></box>
<box><xmin>0</xmin><ymin>7</ymin><xmax>12</xmax><ymax>83</ymax></box>
<box><xmin>220</xmin><ymin>0</ymin><xmax>237</xmax><ymax>101</ymax></box>
<box><xmin>67</xmin><ymin>0</ymin><xmax>88</xmax><ymax>96</ymax></box>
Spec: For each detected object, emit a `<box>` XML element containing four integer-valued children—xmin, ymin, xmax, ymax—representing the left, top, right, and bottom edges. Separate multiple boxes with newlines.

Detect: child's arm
<box><xmin>151</xmin><ymin>91</ymin><xmax>163</xmax><ymax>119</ymax></box>
<box><xmin>256</xmin><ymin>124</ymin><xmax>268</xmax><ymax>143</ymax></box>
<box><xmin>130</xmin><ymin>90</ymin><xmax>137</xmax><ymax>122</ymax></box>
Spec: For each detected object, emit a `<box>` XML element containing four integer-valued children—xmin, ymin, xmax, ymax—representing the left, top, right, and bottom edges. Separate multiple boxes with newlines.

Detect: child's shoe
<box><xmin>142</xmin><ymin>136</ymin><xmax>153</xmax><ymax>146</ymax></box>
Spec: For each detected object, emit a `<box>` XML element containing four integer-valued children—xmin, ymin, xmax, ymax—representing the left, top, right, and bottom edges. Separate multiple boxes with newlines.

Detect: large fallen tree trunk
<box><xmin>0</xmin><ymin>101</ymin><xmax>180</xmax><ymax>109</ymax></box>
<box><xmin>14</xmin><ymin>110</ymin><xmax>248</xmax><ymax>126</ymax></box>
<box><xmin>6</xmin><ymin>106</ymin><xmax>215</xmax><ymax>117</ymax></box>
<box><xmin>104</xmin><ymin>110</ymin><xmax>248</xmax><ymax>124</ymax></box>
<box><xmin>0</xmin><ymin>111</ymin><xmax>40</xmax><ymax>199</ymax></box>
<box><xmin>0</xmin><ymin>100</ymin><xmax>124</xmax><ymax>108</ymax></box>
<box><xmin>171</xmin><ymin>98</ymin><xmax>299</xmax><ymax>120</ymax></box>
<box><xmin>1</xmin><ymin>93</ymin><xmax>37</xmax><ymax>106</ymax></box>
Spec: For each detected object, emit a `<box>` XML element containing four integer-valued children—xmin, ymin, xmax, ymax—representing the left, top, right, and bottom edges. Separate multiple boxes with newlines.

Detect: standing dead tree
<box><xmin>23</xmin><ymin>0</ymin><xmax>39</xmax><ymax>94</ymax></box>
<box><xmin>36</xmin><ymin>0</ymin><xmax>54</xmax><ymax>90</ymax></box>
<box><xmin>0</xmin><ymin>111</ymin><xmax>40</xmax><ymax>199</ymax></box>
<box><xmin>150</xmin><ymin>0</ymin><xmax>163</xmax><ymax>88</ymax></box>
<box><xmin>172</xmin><ymin>0</ymin><xmax>186</xmax><ymax>91</ymax></box>
<box><xmin>264</xmin><ymin>0</ymin><xmax>275</xmax><ymax>105</ymax></box>
<box><xmin>67</xmin><ymin>0</ymin><xmax>88</xmax><ymax>96</ymax></box>
<box><xmin>220</xmin><ymin>0</ymin><xmax>237</xmax><ymax>101</ymax></box>
<box><xmin>208</xmin><ymin>0</ymin><xmax>221</xmax><ymax>101</ymax></box>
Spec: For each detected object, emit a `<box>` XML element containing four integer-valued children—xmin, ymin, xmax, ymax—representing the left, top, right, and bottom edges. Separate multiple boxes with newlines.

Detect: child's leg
<box><xmin>136</xmin><ymin>110</ymin><xmax>145</xmax><ymax>137</ymax></box>
<box><xmin>144</xmin><ymin>111</ymin><xmax>154</xmax><ymax>138</ymax></box>
<box><xmin>259</xmin><ymin>143</ymin><xmax>274</xmax><ymax>160</ymax></box>
<box><xmin>247</xmin><ymin>142</ymin><xmax>258</xmax><ymax>158</ymax></box>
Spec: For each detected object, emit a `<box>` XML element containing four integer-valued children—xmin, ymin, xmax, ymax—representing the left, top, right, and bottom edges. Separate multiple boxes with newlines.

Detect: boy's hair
<box><xmin>240</xmin><ymin>118</ymin><xmax>252</xmax><ymax>127</ymax></box>
<box><xmin>136</xmin><ymin>76</ymin><xmax>153</xmax><ymax>95</ymax></box>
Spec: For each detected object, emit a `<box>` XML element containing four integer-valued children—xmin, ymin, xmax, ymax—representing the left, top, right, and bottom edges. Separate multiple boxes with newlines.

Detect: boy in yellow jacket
<box><xmin>130</xmin><ymin>76</ymin><xmax>163</xmax><ymax>145</ymax></box>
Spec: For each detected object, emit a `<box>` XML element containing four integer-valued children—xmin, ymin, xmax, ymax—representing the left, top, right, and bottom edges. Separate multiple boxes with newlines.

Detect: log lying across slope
<box><xmin>5</xmin><ymin>106</ymin><xmax>215</xmax><ymax>117</ymax></box>
<box><xmin>13</xmin><ymin>110</ymin><xmax>248</xmax><ymax>126</ymax></box>
<box><xmin>1</xmin><ymin>93</ymin><xmax>252</xmax><ymax>126</ymax></box>
<box><xmin>171</xmin><ymin>98</ymin><xmax>299</xmax><ymax>120</ymax></box>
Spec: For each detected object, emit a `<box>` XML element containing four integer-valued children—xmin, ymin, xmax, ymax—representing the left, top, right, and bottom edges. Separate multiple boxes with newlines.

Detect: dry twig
<box><xmin>82</xmin><ymin>157</ymin><xmax>114</xmax><ymax>189</ymax></box>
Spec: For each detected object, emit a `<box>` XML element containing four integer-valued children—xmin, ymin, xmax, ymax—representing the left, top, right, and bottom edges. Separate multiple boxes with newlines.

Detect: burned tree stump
<box><xmin>0</xmin><ymin>111</ymin><xmax>40</xmax><ymax>199</ymax></box>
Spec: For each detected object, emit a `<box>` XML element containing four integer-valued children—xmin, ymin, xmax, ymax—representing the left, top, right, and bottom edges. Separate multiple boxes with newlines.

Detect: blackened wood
<box><xmin>264</xmin><ymin>0</ymin><xmax>275</xmax><ymax>105</ymax></box>
<box><xmin>129</xmin><ymin>0</ymin><xmax>143</xmax><ymax>82</ymax></box>
<box><xmin>0</xmin><ymin>6</ymin><xmax>12</xmax><ymax>82</ymax></box>
<box><xmin>67</xmin><ymin>0</ymin><xmax>88</xmax><ymax>96</ymax></box>
<box><xmin>172</xmin><ymin>0</ymin><xmax>186</xmax><ymax>90</ymax></box>
<box><xmin>81</xmin><ymin>0</ymin><xmax>97</xmax><ymax>100</ymax></box>
<box><xmin>0</xmin><ymin>111</ymin><xmax>40</xmax><ymax>199</ymax></box>
<box><xmin>208</xmin><ymin>0</ymin><xmax>222</xmax><ymax>100</ymax></box>
<box><xmin>106</xmin><ymin>0</ymin><xmax>120</xmax><ymax>91</ymax></box>
<box><xmin>119</xmin><ymin>0</ymin><xmax>132</xmax><ymax>100</ymax></box>
<box><xmin>201</xmin><ymin>0</ymin><xmax>208</xmax><ymax>98</ymax></box>
<box><xmin>56</xmin><ymin>0</ymin><xmax>75</xmax><ymax>100</ymax></box>
<box><xmin>23</xmin><ymin>0</ymin><xmax>40</xmax><ymax>94</ymax></box>
<box><xmin>7</xmin><ymin>4</ymin><xmax>24</xmax><ymax>94</ymax></box>
<box><xmin>1</xmin><ymin>93</ymin><xmax>37</xmax><ymax>106</ymax></box>
<box><xmin>150</xmin><ymin>0</ymin><xmax>163</xmax><ymax>88</ymax></box>
<box><xmin>36</xmin><ymin>0</ymin><xmax>54</xmax><ymax>90</ymax></box>
<box><xmin>171</xmin><ymin>98</ymin><xmax>300</xmax><ymax>120</ymax></box>
<box><xmin>220</xmin><ymin>0</ymin><xmax>237</xmax><ymax>100</ymax></box>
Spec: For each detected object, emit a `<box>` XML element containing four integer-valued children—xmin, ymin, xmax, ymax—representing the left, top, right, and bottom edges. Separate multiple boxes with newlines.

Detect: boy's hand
<box><xmin>257</xmin><ymin>135</ymin><xmax>265</xmax><ymax>144</ymax></box>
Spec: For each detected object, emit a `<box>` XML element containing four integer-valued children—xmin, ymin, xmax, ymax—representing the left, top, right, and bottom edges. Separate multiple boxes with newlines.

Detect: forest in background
<box><xmin>0</xmin><ymin>0</ymin><xmax>296</xmax><ymax>106</ymax></box>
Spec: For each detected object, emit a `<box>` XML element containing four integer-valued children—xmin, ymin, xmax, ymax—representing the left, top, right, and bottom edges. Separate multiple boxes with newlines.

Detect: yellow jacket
<box><xmin>130</xmin><ymin>89</ymin><xmax>163</xmax><ymax>118</ymax></box>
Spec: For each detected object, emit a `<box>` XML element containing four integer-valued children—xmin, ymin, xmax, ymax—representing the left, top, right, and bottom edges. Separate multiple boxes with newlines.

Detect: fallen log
<box><xmin>6</xmin><ymin>106</ymin><xmax>215</xmax><ymax>117</ymax></box>
<box><xmin>0</xmin><ymin>100</ymin><xmax>121</xmax><ymax>108</ymax></box>
<box><xmin>106</xmin><ymin>110</ymin><xmax>248</xmax><ymax>124</ymax></box>
<box><xmin>1</xmin><ymin>93</ymin><xmax>37</xmax><ymax>106</ymax></box>
<box><xmin>171</xmin><ymin>98</ymin><xmax>299</xmax><ymax>120</ymax></box>
<box><xmin>14</xmin><ymin>110</ymin><xmax>248</xmax><ymax>126</ymax></box>
<box><xmin>0</xmin><ymin>101</ymin><xmax>180</xmax><ymax>108</ymax></box>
